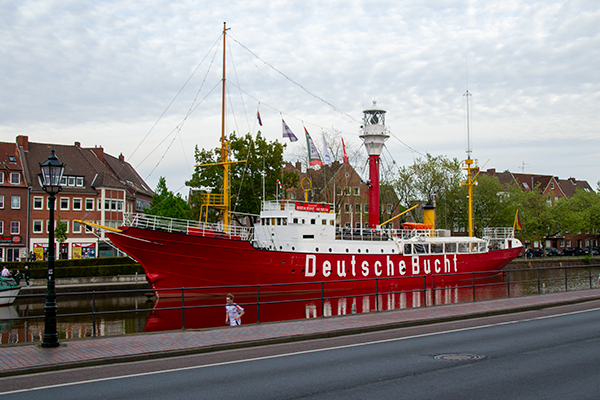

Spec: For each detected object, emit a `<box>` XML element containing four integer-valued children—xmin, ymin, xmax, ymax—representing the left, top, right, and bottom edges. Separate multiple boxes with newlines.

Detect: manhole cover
<box><xmin>434</xmin><ymin>354</ymin><xmax>484</xmax><ymax>361</ymax></box>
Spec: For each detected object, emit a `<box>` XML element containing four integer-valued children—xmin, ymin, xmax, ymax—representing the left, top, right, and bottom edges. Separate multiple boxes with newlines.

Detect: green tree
<box><xmin>507</xmin><ymin>183</ymin><xmax>556</xmax><ymax>247</ymax></box>
<box><xmin>394</xmin><ymin>153</ymin><xmax>463</xmax><ymax>229</ymax></box>
<box><xmin>555</xmin><ymin>188</ymin><xmax>600</xmax><ymax>248</ymax></box>
<box><xmin>187</xmin><ymin>131</ymin><xmax>298</xmax><ymax>223</ymax></box>
<box><xmin>148</xmin><ymin>176</ymin><xmax>191</xmax><ymax>219</ymax></box>
<box><xmin>55</xmin><ymin>216</ymin><xmax>68</xmax><ymax>244</ymax></box>
<box><xmin>472</xmin><ymin>174</ymin><xmax>515</xmax><ymax>236</ymax></box>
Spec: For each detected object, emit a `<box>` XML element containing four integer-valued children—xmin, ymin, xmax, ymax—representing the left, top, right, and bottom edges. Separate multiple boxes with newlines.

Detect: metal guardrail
<box><xmin>3</xmin><ymin>264</ymin><xmax>600</xmax><ymax>337</ymax></box>
<box><xmin>123</xmin><ymin>213</ymin><xmax>253</xmax><ymax>240</ymax></box>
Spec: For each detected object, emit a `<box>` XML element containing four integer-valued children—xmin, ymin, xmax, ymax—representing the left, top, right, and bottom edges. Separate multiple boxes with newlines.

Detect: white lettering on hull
<box><xmin>304</xmin><ymin>254</ymin><xmax>458</xmax><ymax>278</ymax></box>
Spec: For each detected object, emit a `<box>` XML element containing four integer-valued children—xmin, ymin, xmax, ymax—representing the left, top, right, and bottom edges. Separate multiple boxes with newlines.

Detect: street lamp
<box><xmin>39</xmin><ymin>149</ymin><xmax>65</xmax><ymax>348</ymax></box>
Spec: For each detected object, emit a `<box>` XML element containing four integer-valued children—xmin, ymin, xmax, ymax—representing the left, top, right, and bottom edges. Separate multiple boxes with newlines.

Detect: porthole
<box><xmin>381</xmin><ymin>249</ymin><xmax>384</xmax><ymax>253</ymax></box>
<box><xmin>292</xmin><ymin>247</ymin><xmax>295</xmax><ymax>251</ymax></box>
<box><xmin>346</xmin><ymin>248</ymin><xmax>349</xmax><ymax>253</ymax></box>
<box><xmin>392</xmin><ymin>249</ymin><xmax>395</xmax><ymax>253</ymax></box>
<box><xmin>329</xmin><ymin>248</ymin><xmax>332</xmax><ymax>252</ymax></box>
<box><xmin>292</xmin><ymin>269</ymin><xmax>295</xmax><ymax>273</ymax></box>
<box><xmin>365</xmin><ymin>249</ymin><xmax>369</xmax><ymax>253</ymax></box>
<box><xmin>358</xmin><ymin>249</ymin><xmax>361</xmax><ymax>253</ymax></box>
<box><xmin>315</xmin><ymin>247</ymin><xmax>319</xmax><ymax>252</ymax></box>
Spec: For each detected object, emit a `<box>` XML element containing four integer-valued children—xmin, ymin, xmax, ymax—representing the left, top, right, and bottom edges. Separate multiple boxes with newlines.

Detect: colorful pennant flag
<box><xmin>305</xmin><ymin>127</ymin><xmax>323</xmax><ymax>166</ymax></box>
<box><xmin>322</xmin><ymin>134</ymin><xmax>332</xmax><ymax>166</ymax></box>
<box><xmin>257</xmin><ymin>110</ymin><xmax>263</xmax><ymax>126</ymax></box>
<box><xmin>282</xmin><ymin>119</ymin><xmax>298</xmax><ymax>142</ymax></box>
<box><xmin>342</xmin><ymin>137</ymin><xmax>348</xmax><ymax>165</ymax></box>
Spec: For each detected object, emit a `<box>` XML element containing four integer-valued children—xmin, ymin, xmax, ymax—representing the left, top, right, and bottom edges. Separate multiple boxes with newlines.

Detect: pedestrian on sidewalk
<box><xmin>24</xmin><ymin>266</ymin><xmax>30</xmax><ymax>286</ymax></box>
<box><xmin>13</xmin><ymin>270</ymin><xmax>22</xmax><ymax>285</ymax></box>
<box><xmin>225</xmin><ymin>293</ymin><xmax>245</xmax><ymax>326</ymax></box>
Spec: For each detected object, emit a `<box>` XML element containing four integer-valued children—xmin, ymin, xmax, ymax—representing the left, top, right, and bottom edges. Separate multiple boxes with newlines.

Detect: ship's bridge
<box><xmin>253</xmin><ymin>200</ymin><xmax>336</xmax><ymax>250</ymax></box>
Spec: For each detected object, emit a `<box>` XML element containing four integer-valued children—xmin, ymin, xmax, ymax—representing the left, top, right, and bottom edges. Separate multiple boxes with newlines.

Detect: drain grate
<box><xmin>434</xmin><ymin>354</ymin><xmax>484</xmax><ymax>361</ymax></box>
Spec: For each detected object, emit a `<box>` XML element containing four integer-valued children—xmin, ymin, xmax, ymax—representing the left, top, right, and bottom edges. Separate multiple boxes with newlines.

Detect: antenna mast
<box><xmin>461</xmin><ymin>89</ymin><xmax>477</xmax><ymax>237</ymax></box>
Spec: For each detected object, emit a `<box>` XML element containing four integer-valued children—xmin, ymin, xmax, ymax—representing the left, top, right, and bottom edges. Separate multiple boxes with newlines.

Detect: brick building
<box><xmin>0</xmin><ymin>142</ymin><xmax>29</xmax><ymax>262</ymax></box>
<box><xmin>481</xmin><ymin>168</ymin><xmax>596</xmax><ymax>250</ymax></box>
<box><xmin>0</xmin><ymin>136</ymin><xmax>153</xmax><ymax>262</ymax></box>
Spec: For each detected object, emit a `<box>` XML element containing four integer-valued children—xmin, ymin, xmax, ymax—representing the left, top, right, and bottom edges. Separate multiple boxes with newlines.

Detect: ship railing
<box><xmin>483</xmin><ymin>227</ymin><xmax>515</xmax><ymax>239</ymax></box>
<box><xmin>337</xmin><ymin>228</ymin><xmax>450</xmax><ymax>241</ymax></box>
<box><xmin>123</xmin><ymin>213</ymin><xmax>254</xmax><ymax>241</ymax></box>
<box><xmin>261</xmin><ymin>200</ymin><xmax>335</xmax><ymax>212</ymax></box>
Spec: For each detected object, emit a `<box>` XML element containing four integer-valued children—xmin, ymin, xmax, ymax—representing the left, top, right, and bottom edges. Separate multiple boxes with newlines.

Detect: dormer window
<box><xmin>8</xmin><ymin>155</ymin><xmax>15</xmax><ymax>162</ymax></box>
<box><xmin>10</xmin><ymin>172</ymin><xmax>20</xmax><ymax>184</ymax></box>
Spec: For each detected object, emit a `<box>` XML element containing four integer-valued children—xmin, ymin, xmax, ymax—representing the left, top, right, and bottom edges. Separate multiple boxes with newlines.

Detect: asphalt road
<box><xmin>1</xmin><ymin>301</ymin><xmax>600</xmax><ymax>399</ymax></box>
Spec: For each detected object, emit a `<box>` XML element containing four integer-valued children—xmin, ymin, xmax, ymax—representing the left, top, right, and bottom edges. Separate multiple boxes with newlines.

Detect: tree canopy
<box><xmin>186</xmin><ymin>131</ymin><xmax>298</xmax><ymax>222</ymax></box>
<box><xmin>147</xmin><ymin>176</ymin><xmax>191</xmax><ymax>219</ymax></box>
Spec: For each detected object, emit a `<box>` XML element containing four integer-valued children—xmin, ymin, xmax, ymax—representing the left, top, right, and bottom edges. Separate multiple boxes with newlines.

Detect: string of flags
<box><xmin>257</xmin><ymin>107</ymin><xmax>348</xmax><ymax>168</ymax></box>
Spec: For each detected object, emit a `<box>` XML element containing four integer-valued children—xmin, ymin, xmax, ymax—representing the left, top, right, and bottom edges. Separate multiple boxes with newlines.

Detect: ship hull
<box><xmin>108</xmin><ymin>227</ymin><xmax>520</xmax><ymax>297</ymax></box>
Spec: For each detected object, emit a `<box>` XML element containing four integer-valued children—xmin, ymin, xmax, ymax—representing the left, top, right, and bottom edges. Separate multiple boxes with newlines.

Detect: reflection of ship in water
<box><xmin>144</xmin><ymin>276</ymin><xmax>510</xmax><ymax>332</ymax></box>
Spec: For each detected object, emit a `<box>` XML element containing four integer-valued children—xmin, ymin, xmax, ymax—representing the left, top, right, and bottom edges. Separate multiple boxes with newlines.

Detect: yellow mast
<box><xmin>221</xmin><ymin>22</ymin><xmax>230</xmax><ymax>229</ymax></box>
<box><xmin>196</xmin><ymin>22</ymin><xmax>246</xmax><ymax>232</ymax></box>
<box><xmin>461</xmin><ymin>89</ymin><xmax>475</xmax><ymax>237</ymax></box>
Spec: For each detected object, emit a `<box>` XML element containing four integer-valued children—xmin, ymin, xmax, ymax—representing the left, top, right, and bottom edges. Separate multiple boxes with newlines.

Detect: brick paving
<box><xmin>1</xmin><ymin>288</ymin><xmax>600</xmax><ymax>377</ymax></box>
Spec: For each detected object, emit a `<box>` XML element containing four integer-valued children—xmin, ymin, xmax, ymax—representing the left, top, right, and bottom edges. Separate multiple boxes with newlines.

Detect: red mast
<box><xmin>359</xmin><ymin>102</ymin><xmax>389</xmax><ymax>228</ymax></box>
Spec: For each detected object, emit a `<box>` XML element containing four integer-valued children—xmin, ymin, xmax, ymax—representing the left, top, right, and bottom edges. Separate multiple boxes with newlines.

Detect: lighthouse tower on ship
<box><xmin>359</xmin><ymin>102</ymin><xmax>390</xmax><ymax>228</ymax></box>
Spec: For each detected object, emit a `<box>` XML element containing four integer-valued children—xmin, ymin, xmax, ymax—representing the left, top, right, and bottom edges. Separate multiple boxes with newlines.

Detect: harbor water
<box><xmin>2</xmin><ymin>265</ymin><xmax>599</xmax><ymax>345</ymax></box>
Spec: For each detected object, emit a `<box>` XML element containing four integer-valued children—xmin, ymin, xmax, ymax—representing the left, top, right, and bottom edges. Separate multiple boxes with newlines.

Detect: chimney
<box><xmin>119</xmin><ymin>153</ymin><xmax>125</xmax><ymax>163</ymax></box>
<box><xmin>74</xmin><ymin>141</ymin><xmax>81</xmax><ymax>148</ymax></box>
<box><xmin>89</xmin><ymin>146</ymin><xmax>104</xmax><ymax>162</ymax></box>
<box><xmin>295</xmin><ymin>162</ymin><xmax>302</xmax><ymax>171</ymax></box>
<box><xmin>16</xmin><ymin>135</ymin><xmax>29</xmax><ymax>151</ymax></box>
<box><xmin>487</xmin><ymin>168</ymin><xmax>495</xmax><ymax>174</ymax></box>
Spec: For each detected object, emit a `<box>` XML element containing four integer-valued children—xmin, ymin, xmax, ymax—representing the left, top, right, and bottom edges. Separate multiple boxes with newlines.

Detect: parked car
<box><xmin>525</xmin><ymin>248</ymin><xmax>544</xmax><ymax>258</ymax></box>
<box><xmin>583</xmin><ymin>246</ymin><xmax>600</xmax><ymax>255</ymax></box>
<box><xmin>545</xmin><ymin>247</ymin><xmax>561</xmax><ymax>257</ymax></box>
<box><xmin>561</xmin><ymin>246</ymin><xmax>585</xmax><ymax>256</ymax></box>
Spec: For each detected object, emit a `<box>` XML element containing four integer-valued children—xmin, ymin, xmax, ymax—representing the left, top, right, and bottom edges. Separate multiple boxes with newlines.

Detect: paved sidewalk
<box><xmin>1</xmin><ymin>288</ymin><xmax>600</xmax><ymax>377</ymax></box>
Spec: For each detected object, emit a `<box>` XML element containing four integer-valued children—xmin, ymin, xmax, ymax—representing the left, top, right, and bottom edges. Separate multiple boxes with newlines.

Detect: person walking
<box><xmin>24</xmin><ymin>266</ymin><xmax>31</xmax><ymax>286</ymax></box>
<box><xmin>225</xmin><ymin>293</ymin><xmax>245</xmax><ymax>326</ymax></box>
<box><xmin>13</xmin><ymin>270</ymin><xmax>22</xmax><ymax>285</ymax></box>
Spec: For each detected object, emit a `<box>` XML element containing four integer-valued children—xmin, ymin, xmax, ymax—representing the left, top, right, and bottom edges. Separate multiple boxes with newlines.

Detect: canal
<box><xmin>2</xmin><ymin>265</ymin><xmax>599</xmax><ymax>345</ymax></box>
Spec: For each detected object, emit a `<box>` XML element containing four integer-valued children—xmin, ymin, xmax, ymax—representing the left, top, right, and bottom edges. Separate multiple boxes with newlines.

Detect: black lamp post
<box><xmin>39</xmin><ymin>149</ymin><xmax>65</xmax><ymax>348</ymax></box>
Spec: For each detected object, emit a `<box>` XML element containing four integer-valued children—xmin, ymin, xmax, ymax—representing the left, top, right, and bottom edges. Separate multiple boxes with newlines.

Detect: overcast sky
<box><xmin>2</xmin><ymin>0</ymin><xmax>599</xmax><ymax>195</ymax></box>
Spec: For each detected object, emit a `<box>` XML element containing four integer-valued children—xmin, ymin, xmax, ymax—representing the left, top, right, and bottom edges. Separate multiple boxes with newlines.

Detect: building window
<box><xmin>387</xmin><ymin>204</ymin><xmax>392</xmax><ymax>214</ymax></box>
<box><xmin>68</xmin><ymin>176</ymin><xmax>75</xmax><ymax>186</ymax></box>
<box><xmin>7</xmin><ymin>248</ymin><xmax>19</xmax><ymax>262</ymax></box>
<box><xmin>355</xmin><ymin>204</ymin><xmax>361</xmax><ymax>213</ymax></box>
<box><xmin>0</xmin><ymin>173</ymin><xmax>3</xmax><ymax>184</ymax></box>
<box><xmin>60</xmin><ymin>198</ymin><xmax>69</xmax><ymax>210</ymax></box>
<box><xmin>355</xmin><ymin>222</ymin><xmax>361</xmax><ymax>229</ymax></box>
<box><xmin>0</xmin><ymin>221</ymin><xmax>3</xmax><ymax>234</ymax></box>
<box><xmin>364</xmin><ymin>204</ymin><xmax>368</xmax><ymax>213</ymax></box>
<box><xmin>86</xmin><ymin>199</ymin><xmax>94</xmax><ymax>211</ymax></box>
<box><xmin>0</xmin><ymin>195</ymin><xmax>3</xmax><ymax>209</ymax></box>
<box><xmin>354</xmin><ymin>187</ymin><xmax>360</xmax><ymax>196</ymax></box>
<box><xmin>33</xmin><ymin>196</ymin><xmax>43</xmax><ymax>210</ymax></box>
<box><xmin>73</xmin><ymin>220</ymin><xmax>82</xmax><ymax>233</ymax></box>
<box><xmin>76</xmin><ymin>177</ymin><xmax>84</xmax><ymax>187</ymax></box>
<box><xmin>10</xmin><ymin>172</ymin><xmax>20</xmax><ymax>184</ymax></box>
<box><xmin>10</xmin><ymin>221</ymin><xmax>20</xmax><ymax>235</ymax></box>
<box><xmin>11</xmin><ymin>195</ymin><xmax>20</xmax><ymax>209</ymax></box>
<box><xmin>345</xmin><ymin>203</ymin><xmax>351</xmax><ymax>213</ymax></box>
<box><xmin>33</xmin><ymin>220</ymin><xmax>43</xmax><ymax>233</ymax></box>
<box><xmin>551</xmin><ymin>182</ymin><xmax>555</xmax><ymax>190</ymax></box>
<box><xmin>73</xmin><ymin>198</ymin><xmax>82</xmax><ymax>210</ymax></box>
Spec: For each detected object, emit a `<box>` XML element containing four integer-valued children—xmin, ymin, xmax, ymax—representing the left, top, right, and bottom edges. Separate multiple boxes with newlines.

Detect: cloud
<box><xmin>1</xmin><ymin>0</ymin><xmax>599</xmax><ymax>193</ymax></box>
